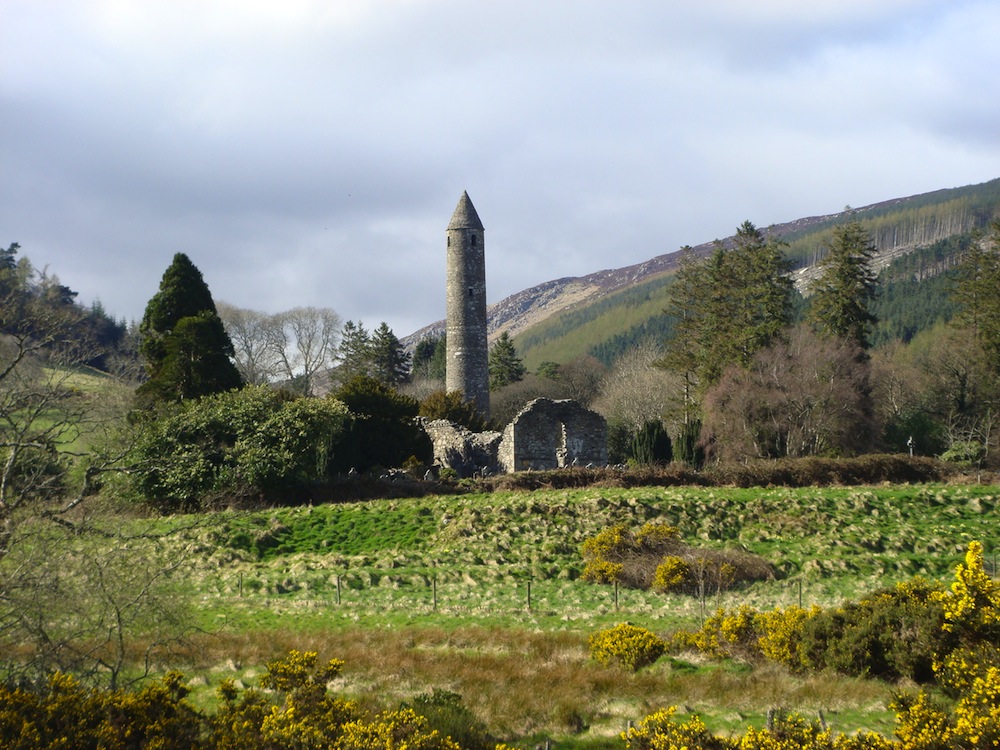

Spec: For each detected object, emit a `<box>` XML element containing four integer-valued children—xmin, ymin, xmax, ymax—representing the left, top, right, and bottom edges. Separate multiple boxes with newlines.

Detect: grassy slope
<box><xmin>109</xmin><ymin>481</ymin><xmax>1000</xmax><ymax>743</ymax></box>
<box><xmin>516</xmin><ymin>275</ymin><xmax>674</xmax><ymax>370</ymax></box>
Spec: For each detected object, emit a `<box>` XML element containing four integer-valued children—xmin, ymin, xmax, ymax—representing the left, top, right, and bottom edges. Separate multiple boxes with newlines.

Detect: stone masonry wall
<box><xmin>420</xmin><ymin>418</ymin><xmax>503</xmax><ymax>477</ymax></box>
<box><xmin>497</xmin><ymin>398</ymin><xmax>607</xmax><ymax>473</ymax></box>
<box><xmin>421</xmin><ymin>399</ymin><xmax>607</xmax><ymax>475</ymax></box>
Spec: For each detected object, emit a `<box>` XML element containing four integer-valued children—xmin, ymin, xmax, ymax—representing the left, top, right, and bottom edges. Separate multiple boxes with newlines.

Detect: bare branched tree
<box><xmin>701</xmin><ymin>325</ymin><xmax>876</xmax><ymax>461</ymax></box>
<box><xmin>0</xmin><ymin>292</ymin><xmax>98</xmax><ymax>558</ymax></box>
<box><xmin>216</xmin><ymin>301</ymin><xmax>284</xmax><ymax>385</ymax></box>
<box><xmin>276</xmin><ymin>306</ymin><xmax>342</xmax><ymax>395</ymax></box>
<box><xmin>591</xmin><ymin>343</ymin><xmax>682</xmax><ymax>433</ymax></box>
<box><xmin>0</xmin><ymin>285</ymin><xmax>202</xmax><ymax>687</ymax></box>
<box><xmin>0</xmin><ymin>516</ymin><xmax>200</xmax><ymax>689</ymax></box>
<box><xmin>218</xmin><ymin>303</ymin><xmax>342</xmax><ymax>395</ymax></box>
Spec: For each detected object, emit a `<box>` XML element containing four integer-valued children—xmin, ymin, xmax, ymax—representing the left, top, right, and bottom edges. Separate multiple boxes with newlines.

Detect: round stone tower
<box><xmin>445</xmin><ymin>191</ymin><xmax>489</xmax><ymax>417</ymax></box>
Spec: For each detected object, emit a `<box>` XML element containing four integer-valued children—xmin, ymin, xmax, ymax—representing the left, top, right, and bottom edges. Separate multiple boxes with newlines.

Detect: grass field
<box><xmin>48</xmin><ymin>480</ymin><xmax>990</xmax><ymax>744</ymax></box>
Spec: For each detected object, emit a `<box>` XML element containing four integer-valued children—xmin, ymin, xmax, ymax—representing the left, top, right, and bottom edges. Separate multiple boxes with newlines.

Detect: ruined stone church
<box><xmin>423</xmin><ymin>193</ymin><xmax>608</xmax><ymax>475</ymax></box>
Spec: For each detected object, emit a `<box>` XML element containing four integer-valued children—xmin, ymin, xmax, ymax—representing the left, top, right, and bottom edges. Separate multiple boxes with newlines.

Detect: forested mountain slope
<box><xmin>405</xmin><ymin>178</ymin><xmax>1000</xmax><ymax>369</ymax></box>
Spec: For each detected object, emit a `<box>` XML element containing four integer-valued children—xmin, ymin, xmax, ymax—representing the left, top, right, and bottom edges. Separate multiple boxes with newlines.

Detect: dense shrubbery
<box><xmin>0</xmin><ymin>651</ymin><xmax>467</xmax><ymax>750</ymax></box>
<box><xmin>334</xmin><ymin>375</ymin><xmax>433</xmax><ymax>473</ymax></box>
<box><xmin>624</xmin><ymin>707</ymin><xmax>895</xmax><ymax>749</ymax></box>
<box><xmin>0</xmin><ymin>670</ymin><xmax>202</xmax><ymax>750</ymax></box>
<box><xmin>662</xmin><ymin>543</ymin><xmax>1000</xmax><ymax>687</ymax></box>
<box><xmin>125</xmin><ymin>385</ymin><xmax>349</xmax><ymax>510</ymax></box>
<box><xmin>614</xmin><ymin>541</ymin><xmax>1000</xmax><ymax>748</ymax></box>
<box><xmin>667</xmin><ymin>580</ymin><xmax>950</xmax><ymax>683</ymax></box>
<box><xmin>419</xmin><ymin>390</ymin><xmax>489</xmax><ymax>432</ymax></box>
<box><xmin>797</xmin><ymin>579</ymin><xmax>949</xmax><ymax>682</ymax></box>
<box><xmin>581</xmin><ymin>522</ymin><xmax>775</xmax><ymax>593</ymax></box>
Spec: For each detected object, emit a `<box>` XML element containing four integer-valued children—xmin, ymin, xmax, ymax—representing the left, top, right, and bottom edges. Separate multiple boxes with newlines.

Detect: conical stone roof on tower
<box><xmin>448</xmin><ymin>190</ymin><xmax>485</xmax><ymax>231</ymax></box>
<box><xmin>445</xmin><ymin>192</ymin><xmax>489</xmax><ymax>417</ymax></box>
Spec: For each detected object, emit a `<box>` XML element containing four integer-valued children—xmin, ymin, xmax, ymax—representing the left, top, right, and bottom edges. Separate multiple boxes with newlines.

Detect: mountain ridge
<box><xmin>404</xmin><ymin>178</ymin><xmax>1000</xmax><ymax>361</ymax></box>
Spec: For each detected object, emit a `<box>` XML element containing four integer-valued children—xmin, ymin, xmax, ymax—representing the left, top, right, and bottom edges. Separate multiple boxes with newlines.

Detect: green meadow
<box><xmin>56</xmin><ymin>481</ymin><xmax>998</xmax><ymax>744</ymax></box>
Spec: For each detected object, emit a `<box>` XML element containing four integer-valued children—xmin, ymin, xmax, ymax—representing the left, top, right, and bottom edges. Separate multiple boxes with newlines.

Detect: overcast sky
<box><xmin>3</xmin><ymin>1</ymin><xmax>999</xmax><ymax>337</ymax></box>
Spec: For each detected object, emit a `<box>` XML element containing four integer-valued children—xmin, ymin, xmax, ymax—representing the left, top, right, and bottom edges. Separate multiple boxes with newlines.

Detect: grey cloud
<box><xmin>2</xmin><ymin>0</ymin><xmax>998</xmax><ymax>338</ymax></box>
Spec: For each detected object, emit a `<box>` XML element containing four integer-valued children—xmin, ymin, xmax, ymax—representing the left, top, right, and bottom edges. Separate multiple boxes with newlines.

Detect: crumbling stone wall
<box><xmin>420</xmin><ymin>418</ymin><xmax>503</xmax><ymax>477</ymax></box>
<box><xmin>421</xmin><ymin>399</ymin><xmax>607</xmax><ymax>475</ymax></box>
<box><xmin>497</xmin><ymin>398</ymin><xmax>607</xmax><ymax>472</ymax></box>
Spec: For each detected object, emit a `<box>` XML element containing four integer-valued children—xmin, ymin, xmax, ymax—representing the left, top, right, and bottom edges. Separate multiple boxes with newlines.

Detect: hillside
<box><xmin>405</xmin><ymin>178</ymin><xmax>1000</xmax><ymax>369</ymax></box>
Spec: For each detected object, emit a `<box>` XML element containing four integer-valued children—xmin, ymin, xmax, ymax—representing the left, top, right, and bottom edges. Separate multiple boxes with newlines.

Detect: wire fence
<box><xmin>224</xmin><ymin>571</ymin><xmax>857</xmax><ymax>625</ymax></box>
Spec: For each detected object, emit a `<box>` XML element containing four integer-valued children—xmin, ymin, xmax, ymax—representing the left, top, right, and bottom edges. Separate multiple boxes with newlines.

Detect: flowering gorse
<box><xmin>589</xmin><ymin>622</ymin><xmax>666</xmax><ymax>671</ymax></box>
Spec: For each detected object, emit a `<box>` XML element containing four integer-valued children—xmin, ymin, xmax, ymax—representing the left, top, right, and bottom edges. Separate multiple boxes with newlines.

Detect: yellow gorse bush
<box><xmin>652</xmin><ymin>555</ymin><xmax>690</xmax><ymax>592</ymax></box>
<box><xmin>938</xmin><ymin>541</ymin><xmax>1000</xmax><ymax>637</ymax></box>
<box><xmin>335</xmin><ymin>708</ymin><xmax>461</xmax><ymax>750</ymax></box>
<box><xmin>589</xmin><ymin>622</ymin><xmax>666</xmax><ymax>671</ymax></box>
<box><xmin>669</xmin><ymin>605</ymin><xmax>762</xmax><ymax>660</ymax></box>
<box><xmin>622</xmin><ymin>706</ymin><xmax>730</xmax><ymax>750</ymax></box>
<box><xmin>755</xmin><ymin>606</ymin><xmax>821</xmax><ymax>669</ymax></box>
<box><xmin>582</xmin><ymin>558</ymin><xmax>625</xmax><ymax>584</ymax></box>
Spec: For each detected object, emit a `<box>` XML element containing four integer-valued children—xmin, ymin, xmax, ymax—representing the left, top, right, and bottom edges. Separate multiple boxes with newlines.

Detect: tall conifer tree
<box><xmin>488</xmin><ymin>331</ymin><xmax>527</xmax><ymax>390</ymax></box>
<box><xmin>137</xmin><ymin>253</ymin><xmax>242</xmax><ymax>402</ymax></box>
<box><xmin>370</xmin><ymin>322</ymin><xmax>411</xmax><ymax>386</ymax></box>
<box><xmin>953</xmin><ymin>219</ymin><xmax>1000</xmax><ymax>372</ymax></box>
<box><xmin>808</xmin><ymin>221</ymin><xmax>879</xmax><ymax>350</ymax></box>
<box><xmin>336</xmin><ymin>320</ymin><xmax>372</xmax><ymax>383</ymax></box>
<box><xmin>661</xmin><ymin>221</ymin><xmax>793</xmax><ymax>392</ymax></box>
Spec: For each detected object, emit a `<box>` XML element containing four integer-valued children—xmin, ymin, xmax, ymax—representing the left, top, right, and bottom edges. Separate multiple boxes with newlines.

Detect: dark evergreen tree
<box><xmin>631</xmin><ymin>420</ymin><xmax>673</xmax><ymax>465</ymax></box>
<box><xmin>370</xmin><ymin>322</ymin><xmax>411</xmax><ymax>386</ymax></box>
<box><xmin>148</xmin><ymin>313</ymin><xmax>243</xmax><ymax>401</ymax></box>
<box><xmin>674</xmin><ymin>420</ymin><xmax>704</xmax><ymax>468</ymax></box>
<box><xmin>659</xmin><ymin>246</ymin><xmax>705</xmax><ymax>422</ymax></box>
<box><xmin>808</xmin><ymin>221</ymin><xmax>879</xmax><ymax>350</ymax></box>
<box><xmin>137</xmin><ymin>253</ymin><xmax>242</xmax><ymax>402</ymax></box>
<box><xmin>333</xmin><ymin>375</ymin><xmax>431</xmax><ymax>471</ymax></box>
<box><xmin>0</xmin><ymin>243</ymin><xmax>19</xmax><ymax>297</ymax></box>
<box><xmin>952</xmin><ymin>219</ymin><xmax>1000</xmax><ymax>373</ymax></box>
<box><xmin>412</xmin><ymin>335</ymin><xmax>446</xmax><ymax>382</ymax></box>
<box><xmin>488</xmin><ymin>331</ymin><xmax>526</xmax><ymax>390</ymax></box>
<box><xmin>336</xmin><ymin>320</ymin><xmax>372</xmax><ymax>382</ymax></box>
<box><xmin>536</xmin><ymin>361</ymin><xmax>561</xmax><ymax>380</ymax></box>
<box><xmin>725</xmin><ymin>221</ymin><xmax>795</xmax><ymax>369</ymax></box>
<box><xmin>661</xmin><ymin>223</ymin><xmax>793</xmax><ymax>392</ymax></box>
<box><xmin>139</xmin><ymin>254</ymin><xmax>217</xmax><ymax>365</ymax></box>
<box><xmin>0</xmin><ymin>244</ymin><xmax>30</xmax><ymax>327</ymax></box>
